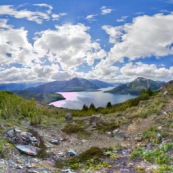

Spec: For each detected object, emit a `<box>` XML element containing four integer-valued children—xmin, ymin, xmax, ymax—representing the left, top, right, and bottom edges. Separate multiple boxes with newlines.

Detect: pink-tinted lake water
<box><xmin>50</xmin><ymin>87</ymin><xmax>136</xmax><ymax>110</ymax></box>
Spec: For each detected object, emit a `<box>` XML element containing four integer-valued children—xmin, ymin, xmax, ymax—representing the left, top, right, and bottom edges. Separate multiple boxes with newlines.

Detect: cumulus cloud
<box><xmin>0</xmin><ymin>20</ymin><xmax>73</xmax><ymax>83</ymax></box>
<box><xmin>120</xmin><ymin>62</ymin><xmax>173</xmax><ymax>80</ymax></box>
<box><xmin>102</xmin><ymin>25</ymin><xmax>123</xmax><ymax>43</ymax></box>
<box><xmin>0</xmin><ymin>10</ymin><xmax>173</xmax><ymax>83</ymax></box>
<box><xmin>102</xmin><ymin>13</ymin><xmax>173</xmax><ymax>63</ymax></box>
<box><xmin>101</xmin><ymin>6</ymin><xmax>113</xmax><ymax>15</ymax></box>
<box><xmin>0</xmin><ymin>5</ymin><xmax>50</xmax><ymax>24</ymax></box>
<box><xmin>0</xmin><ymin>19</ymin><xmax>35</xmax><ymax>66</ymax></box>
<box><xmin>0</xmin><ymin>20</ymin><xmax>107</xmax><ymax>83</ymax></box>
<box><xmin>34</xmin><ymin>23</ymin><xmax>106</xmax><ymax>70</ymax></box>
<box><xmin>81</xmin><ymin>58</ymin><xmax>120</xmax><ymax>82</ymax></box>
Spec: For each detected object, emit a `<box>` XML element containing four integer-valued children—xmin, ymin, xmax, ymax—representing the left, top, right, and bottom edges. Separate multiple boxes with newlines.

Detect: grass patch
<box><xmin>130</xmin><ymin>143</ymin><xmax>173</xmax><ymax>165</ymax></box>
<box><xmin>65</xmin><ymin>147</ymin><xmax>112</xmax><ymax>170</ymax></box>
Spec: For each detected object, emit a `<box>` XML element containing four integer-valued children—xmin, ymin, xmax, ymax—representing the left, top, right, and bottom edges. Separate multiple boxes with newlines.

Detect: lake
<box><xmin>50</xmin><ymin>87</ymin><xmax>137</xmax><ymax>110</ymax></box>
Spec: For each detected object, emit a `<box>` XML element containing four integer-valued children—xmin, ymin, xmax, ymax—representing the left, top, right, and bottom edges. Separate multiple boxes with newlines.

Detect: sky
<box><xmin>0</xmin><ymin>0</ymin><xmax>173</xmax><ymax>83</ymax></box>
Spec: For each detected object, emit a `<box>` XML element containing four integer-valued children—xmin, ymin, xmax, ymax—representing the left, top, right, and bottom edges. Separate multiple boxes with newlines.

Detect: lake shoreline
<box><xmin>50</xmin><ymin>87</ymin><xmax>137</xmax><ymax>110</ymax></box>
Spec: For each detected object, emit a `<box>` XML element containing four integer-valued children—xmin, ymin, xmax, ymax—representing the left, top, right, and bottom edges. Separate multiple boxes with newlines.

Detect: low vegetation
<box><xmin>0</xmin><ymin>91</ymin><xmax>65</xmax><ymax>127</ymax></box>
<box><xmin>71</xmin><ymin>88</ymin><xmax>154</xmax><ymax>117</ymax></box>
<box><xmin>15</xmin><ymin>90</ymin><xmax>65</xmax><ymax>104</ymax></box>
<box><xmin>0</xmin><ymin>80</ymin><xmax>173</xmax><ymax>172</ymax></box>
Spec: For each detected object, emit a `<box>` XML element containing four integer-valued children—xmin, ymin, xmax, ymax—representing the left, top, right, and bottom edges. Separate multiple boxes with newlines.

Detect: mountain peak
<box><xmin>108</xmin><ymin>77</ymin><xmax>165</xmax><ymax>95</ymax></box>
<box><xmin>135</xmin><ymin>77</ymin><xmax>148</xmax><ymax>81</ymax></box>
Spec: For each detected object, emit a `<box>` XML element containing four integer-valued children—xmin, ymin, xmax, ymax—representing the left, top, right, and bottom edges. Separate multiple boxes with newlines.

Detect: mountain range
<box><xmin>0</xmin><ymin>77</ymin><xmax>166</xmax><ymax>103</ymax></box>
<box><xmin>14</xmin><ymin>78</ymin><xmax>113</xmax><ymax>103</ymax></box>
<box><xmin>107</xmin><ymin>77</ymin><xmax>165</xmax><ymax>95</ymax></box>
<box><xmin>22</xmin><ymin>77</ymin><xmax>114</xmax><ymax>93</ymax></box>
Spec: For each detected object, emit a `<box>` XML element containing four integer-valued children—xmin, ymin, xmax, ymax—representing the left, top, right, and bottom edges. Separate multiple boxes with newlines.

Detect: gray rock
<box><xmin>5</xmin><ymin>128</ymin><xmax>40</xmax><ymax>146</ymax></box>
<box><xmin>67</xmin><ymin>149</ymin><xmax>77</xmax><ymax>157</ymax></box>
<box><xmin>16</xmin><ymin>145</ymin><xmax>40</xmax><ymax>156</ymax></box>
<box><xmin>27</xmin><ymin>170</ymin><xmax>40</xmax><ymax>173</ymax></box>
<box><xmin>157</xmin><ymin>126</ymin><xmax>162</xmax><ymax>130</ymax></box>
<box><xmin>6</xmin><ymin>128</ymin><xmax>16</xmax><ymax>138</ymax></box>
<box><xmin>146</xmin><ymin>142</ymin><xmax>153</xmax><ymax>150</ymax></box>
<box><xmin>61</xmin><ymin>169</ymin><xmax>73</xmax><ymax>173</ymax></box>
<box><xmin>113</xmin><ymin>131</ymin><xmax>125</xmax><ymax>141</ymax></box>
<box><xmin>49</xmin><ymin>140</ymin><xmax>60</xmax><ymax>145</ymax></box>
<box><xmin>90</xmin><ymin>114</ymin><xmax>102</xmax><ymax>125</ymax></box>
<box><xmin>163</xmin><ymin>91</ymin><xmax>168</xmax><ymax>97</ymax></box>
<box><xmin>65</xmin><ymin>113</ymin><xmax>73</xmax><ymax>121</ymax></box>
<box><xmin>134</xmin><ymin>135</ymin><xmax>142</xmax><ymax>142</ymax></box>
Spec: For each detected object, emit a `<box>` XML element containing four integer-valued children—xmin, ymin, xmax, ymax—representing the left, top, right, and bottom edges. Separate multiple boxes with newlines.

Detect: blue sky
<box><xmin>0</xmin><ymin>0</ymin><xmax>173</xmax><ymax>83</ymax></box>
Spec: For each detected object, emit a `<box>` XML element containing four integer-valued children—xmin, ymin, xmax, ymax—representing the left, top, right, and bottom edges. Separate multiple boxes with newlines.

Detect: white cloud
<box><xmin>120</xmin><ymin>62</ymin><xmax>173</xmax><ymax>80</ymax></box>
<box><xmin>34</xmin><ymin>4</ymin><xmax>53</xmax><ymax>14</ymax></box>
<box><xmin>0</xmin><ymin>5</ymin><xmax>50</xmax><ymax>24</ymax></box>
<box><xmin>0</xmin><ymin>20</ymin><xmax>107</xmax><ymax>83</ymax></box>
<box><xmin>101</xmin><ymin>6</ymin><xmax>113</xmax><ymax>15</ymax></box>
<box><xmin>52</xmin><ymin>13</ymin><xmax>67</xmax><ymax>21</ymax></box>
<box><xmin>34</xmin><ymin>23</ymin><xmax>106</xmax><ymax>70</ymax></box>
<box><xmin>0</xmin><ymin>19</ymin><xmax>35</xmax><ymax>66</ymax></box>
<box><xmin>102</xmin><ymin>13</ymin><xmax>173</xmax><ymax>63</ymax></box>
<box><xmin>34</xmin><ymin>3</ymin><xmax>53</xmax><ymax>9</ymax></box>
<box><xmin>85</xmin><ymin>14</ymin><xmax>97</xmax><ymax>21</ymax></box>
<box><xmin>117</xmin><ymin>16</ymin><xmax>128</xmax><ymax>22</ymax></box>
<box><xmin>102</xmin><ymin>25</ymin><xmax>123</xmax><ymax>43</ymax></box>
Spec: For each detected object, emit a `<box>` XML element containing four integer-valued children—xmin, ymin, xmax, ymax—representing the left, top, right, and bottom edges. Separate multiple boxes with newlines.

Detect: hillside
<box><xmin>15</xmin><ymin>90</ymin><xmax>65</xmax><ymax>104</ymax></box>
<box><xmin>107</xmin><ymin>77</ymin><xmax>165</xmax><ymax>95</ymax></box>
<box><xmin>0</xmin><ymin>80</ymin><xmax>172</xmax><ymax>172</ymax></box>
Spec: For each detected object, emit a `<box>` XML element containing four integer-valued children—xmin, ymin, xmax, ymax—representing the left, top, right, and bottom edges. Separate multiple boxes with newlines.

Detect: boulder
<box><xmin>16</xmin><ymin>145</ymin><xmax>40</xmax><ymax>156</ymax></box>
<box><xmin>65</xmin><ymin>113</ymin><xmax>73</xmax><ymax>121</ymax></box>
<box><xmin>5</xmin><ymin>128</ymin><xmax>40</xmax><ymax>146</ymax></box>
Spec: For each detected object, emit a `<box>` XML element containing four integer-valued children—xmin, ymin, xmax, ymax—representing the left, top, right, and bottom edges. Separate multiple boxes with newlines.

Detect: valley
<box><xmin>0</xmin><ymin>79</ymin><xmax>172</xmax><ymax>172</ymax></box>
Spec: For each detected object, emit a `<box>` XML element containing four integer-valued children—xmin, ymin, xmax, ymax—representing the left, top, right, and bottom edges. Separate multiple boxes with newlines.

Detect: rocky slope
<box><xmin>0</xmin><ymin>80</ymin><xmax>172</xmax><ymax>173</ymax></box>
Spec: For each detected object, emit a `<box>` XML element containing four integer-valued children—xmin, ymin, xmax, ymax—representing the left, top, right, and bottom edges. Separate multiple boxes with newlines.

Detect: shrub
<box><xmin>62</xmin><ymin>124</ymin><xmax>84</xmax><ymax>134</ymax></box>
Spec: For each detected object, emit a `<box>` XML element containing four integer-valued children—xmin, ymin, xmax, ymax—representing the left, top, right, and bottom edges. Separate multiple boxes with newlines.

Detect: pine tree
<box><xmin>106</xmin><ymin>101</ymin><xmax>112</xmax><ymax>108</ymax></box>
<box><xmin>89</xmin><ymin>103</ymin><xmax>96</xmax><ymax>110</ymax></box>
<box><xmin>82</xmin><ymin>104</ymin><xmax>88</xmax><ymax>111</ymax></box>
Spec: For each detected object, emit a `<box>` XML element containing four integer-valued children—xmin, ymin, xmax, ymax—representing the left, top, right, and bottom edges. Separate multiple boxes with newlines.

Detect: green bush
<box><xmin>62</xmin><ymin>124</ymin><xmax>84</xmax><ymax>134</ymax></box>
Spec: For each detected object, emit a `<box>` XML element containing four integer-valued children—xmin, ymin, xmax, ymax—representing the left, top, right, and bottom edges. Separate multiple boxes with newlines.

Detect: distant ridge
<box><xmin>107</xmin><ymin>77</ymin><xmax>165</xmax><ymax>95</ymax></box>
<box><xmin>22</xmin><ymin>77</ymin><xmax>113</xmax><ymax>93</ymax></box>
<box><xmin>88</xmin><ymin>79</ymin><xmax>114</xmax><ymax>88</ymax></box>
<box><xmin>0</xmin><ymin>82</ymin><xmax>44</xmax><ymax>91</ymax></box>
